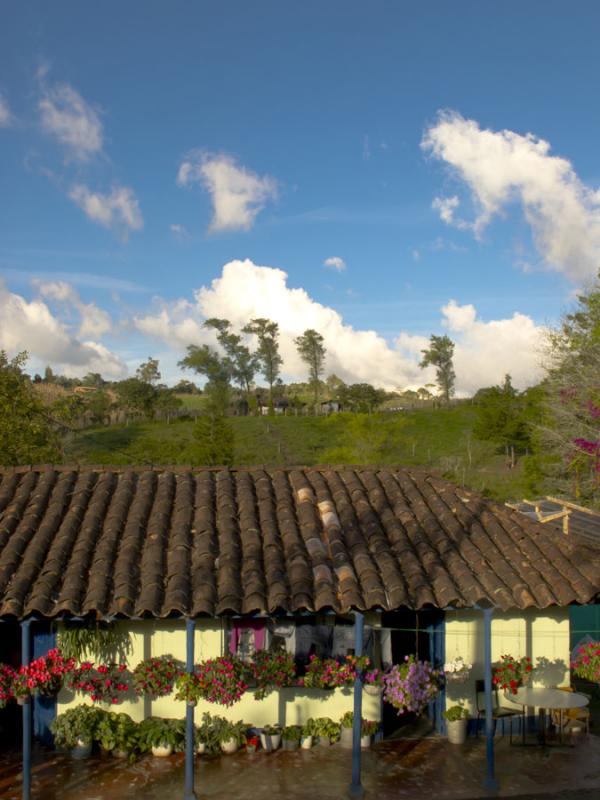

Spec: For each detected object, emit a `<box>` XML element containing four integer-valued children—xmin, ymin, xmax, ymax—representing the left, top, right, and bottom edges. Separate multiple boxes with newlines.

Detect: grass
<box><xmin>64</xmin><ymin>405</ymin><xmax>532</xmax><ymax>502</ymax></box>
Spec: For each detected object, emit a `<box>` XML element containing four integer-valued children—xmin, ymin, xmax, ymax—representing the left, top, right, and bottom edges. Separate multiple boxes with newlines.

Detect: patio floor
<box><xmin>2</xmin><ymin>734</ymin><xmax>600</xmax><ymax>800</ymax></box>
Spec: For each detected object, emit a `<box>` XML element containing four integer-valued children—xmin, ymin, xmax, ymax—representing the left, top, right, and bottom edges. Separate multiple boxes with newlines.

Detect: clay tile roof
<box><xmin>0</xmin><ymin>465</ymin><xmax>598</xmax><ymax>620</ymax></box>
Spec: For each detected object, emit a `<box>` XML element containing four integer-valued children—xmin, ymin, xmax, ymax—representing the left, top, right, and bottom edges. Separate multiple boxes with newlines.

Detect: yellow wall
<box><xmin>444</xmin><ymin>607</ymin><xmax>571</xmax><ymax>714</ymax></box>
<box><xmin>57</xmin><ymin>620</ymin><xmax>381</xmax><ymax>726</ymax></box>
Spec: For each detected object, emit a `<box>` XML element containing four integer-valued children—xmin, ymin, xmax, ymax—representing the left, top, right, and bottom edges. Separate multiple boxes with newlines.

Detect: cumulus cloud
<box><xmin>133</xmin><ymin>259</ymin><xmax>545</xmax><ymax>393</ymax></box>
<box><xmin>177</xmin><ymin>151</ymin><xmax>278</xmax><ymax>232</ymax></box>
<box><xmin>0</xmin><ymin>93</ymin><xmax>13</xmax><ymax>127</ymax></box>
<box><xmin>324</xmin><ymin>256</ymin><xmax>346</xmax><ymax>272</ymax></box>
<box><xmin>0</xmin><ymin>281</ymin><xmax>125</xmax><ymax>378</ymax></box>
<box><xmin>39</xmin><ymin>81</ymin><xmax>103</xmax><ymax>161</ymax></box>
<box><xmin>69</xmin><ymin>184</ymin><xmax>143</xmax><ymax>234</ymax></box>
<box><xmin>422</xmin><ymin>110</ymin><xmax>600</xmax><ymax>282</ymax></box>
<box><xmin>35</xmin><ymin>280</ymin><xmax>113</xmax><ymax>338</ymax></box>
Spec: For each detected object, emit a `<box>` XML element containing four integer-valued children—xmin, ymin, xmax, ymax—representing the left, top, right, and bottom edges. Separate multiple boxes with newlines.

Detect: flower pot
<box><xmin>282</xmin><ymin>738</ymin><xmax>299</xmax><ymax>751</ymax></box>
<box><xmin>360</xmin><ymin>734</ymin><xmax>371</xmax><ymax>749</ymax></box>
<box><xmin>316</xmin><ymin>736</ymin><xmax>331</xmax><ymax>747</ymax></box>
<box><xmin>340</xmin><ymin>727</ymin><xmax>353</xmax><ymax>749</ymax></box>
<box><xmin>446</xmin><ymin>719</ymin><xmax>468</xmax><ymax>745</ymax></box>
<box><xmin>300</xmin><ymin>735</ymin><xmax>313</xmax><ymax>749</ymax></box>
<box><xmin>187</xmin><ymin>700</ymin><xmax>197</xmax><ymax>708</ymax></box>
<box><xmin>152</xmin><ymin>744</ymin><xmax>173</xmax><ymax>757</ymax></box>
<box><xmin>246</xmin><ymin>744</ymin><xmax>257</xmax><ymax>753</ymax></box>
<box><xmin>260</xmin><ymin>732</ymin><xmax>281</xmax><ymax>752</ymax></box>
<box><xmin>220</xmin><ymin>738</ymin><xmax>239</xmax><ymax>754</ymax></box>
<box><xmin>364</xmin><ymin>685</ymin><xmax>383</xmax><ymax>696</ymax></box>
<box><xmin>71</xmin><ymin>738</ymin><xmax>93</xmax><ymax>760</ymax></box>
<box><xmin>196</xmin><ymin>742</ymin><xmax>206</xmax><ymax>755</ymax></box>
<box><xmin>16</xmin><ymin>697</ymin><xmax>30</xmax><ymax>706</ymax></box>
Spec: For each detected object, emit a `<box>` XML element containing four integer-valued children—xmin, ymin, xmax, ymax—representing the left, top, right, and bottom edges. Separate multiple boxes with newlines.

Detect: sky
<box><xmin>2</xmin><ymin>1</ymin><xmax>600</xmax><ymax>394</ymax></box>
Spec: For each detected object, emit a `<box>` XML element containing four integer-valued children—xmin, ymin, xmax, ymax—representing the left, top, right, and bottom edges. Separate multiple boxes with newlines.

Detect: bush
<box><xmin>442</xmin><ymin>705</ymin><xmax>470</xmax><ymax>722</ymax></box>
<box><xmin>51</xmin><ymin>705</ymin><xmax>104</xmax><ymax>748</ymax></box>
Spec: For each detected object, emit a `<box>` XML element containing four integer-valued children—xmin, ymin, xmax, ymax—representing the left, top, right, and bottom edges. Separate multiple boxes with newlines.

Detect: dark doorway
<box><xmin>0</xmin><ymin>621</ymin><xmax>22</xmax><ymax>748</ymax></box>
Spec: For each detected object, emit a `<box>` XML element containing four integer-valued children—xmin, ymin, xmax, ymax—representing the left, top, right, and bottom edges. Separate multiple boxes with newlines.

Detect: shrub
<box><xmin>51</xmin><ymin>705</ymin><xmax>104</xmax><ymax>748</ymax></box>
<box><xmin>442</xmin><ymin>705</ymin><xmax>470</xmax><ymax>722</ymax></box>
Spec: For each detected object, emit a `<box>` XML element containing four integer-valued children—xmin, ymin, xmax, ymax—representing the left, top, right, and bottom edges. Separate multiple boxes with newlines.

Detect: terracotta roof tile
<box><xmin>0</xmin><ymin>465</ymin><xmax>598</xmax><ymax>619</ymax></box>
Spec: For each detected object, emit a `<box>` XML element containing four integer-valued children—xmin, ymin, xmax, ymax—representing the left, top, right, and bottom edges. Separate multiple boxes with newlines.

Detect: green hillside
<box><xmin>65</xmin><ymin>405</ymin><xmax>531</xmax><ymax>502</ymax></box>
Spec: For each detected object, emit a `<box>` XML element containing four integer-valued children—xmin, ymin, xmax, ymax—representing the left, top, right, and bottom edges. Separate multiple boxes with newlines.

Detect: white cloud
<box><xmin>0</xmin><ymin>281</ymin><xmax>125</xmax><ymax>378</ymax></box>
<box><xmin>323</xmin><ymin>256</ymin><xmax>346</xmax><ymax>272</ymax></box>
<box><xmin>39</xmin><ymin>82</ymin><xmax>103</xmax><ymax>161</ymax></box>
<box><xmin>35</xmin><ymin>280</ymin><xmax>113</xmax><ymax>338</ymax></box>
<box><xmin>0</xmin><ymin>94</ymin><xmax>13</xmax><ymax>127</ymax></box>
<box><xmin>176</xmin><ymin>151</ymin><xmax>277</xmax><ymax>232</ymax></box>
<box><xmin>422</xmin><ymin>110</ymin><xmax>600</xmax><ymax>282</ymax></box>
<box><xmin>133</xmin><ymin>259</ymin><xmax>545</xmax><ymax>393</ymax></box>
<box><xmin>170</xmin><ymin>223</ymin><xmax>190</xmax><ymax>242</ymax></box>
<box><xmin>69</xmin><ymin>184</ymin><xmax>143</xmax><ymax>234</ymax></box>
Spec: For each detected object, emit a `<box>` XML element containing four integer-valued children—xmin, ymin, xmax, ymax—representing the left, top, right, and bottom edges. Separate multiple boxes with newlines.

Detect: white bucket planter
<box><xmin>220</xmin><ymin>738</ymin><xmax>239</xmax><ymax>754</ymax></box>
<box><xmin>196</xmin><ymin>742</ymin><xmax>206</xmax><ymax>755</ymax></box>
<box><xmin>300</xmin><ymin>735</ymin><xmax>313</xmax><ymax>750</ymax></box>
<box><xmin>71</xmin><ymin>737</ymin><xmax>93</xmax><ymax>759</ymax></box>
<box><xmin>364</xmin><ymin>685</ymin><xmax>383</xmax><ymax>697</ymax></box>
<box><xmin>260</xmin><ymin>732</ymin><xmax>281</xmax><ymax>752</ymax></box>
<box><xmin>340</xmin><ymin>727</ymin><xmax>353</xmax><ymax>749</ymax></box>
<box><xmin>112</xmin><ymin>749</ymin><xmax>129</xmax><ymax>759</ymax></box>
<box><xmin>361</xmin><ymin>734</ymin><xmax>371</xmax><ymax>749</ymax></box>
<box><xmin>446</xmin><ymin>719</ymin><xmax>468</xmax><ymax>745</ymax></box>
<box><xmin>317</xmin><ymin>736</ymin><xmax>331</xmax><ymax>747</ymax></box>
<box><xmin>152</xmin><ymin>743</ymin><xmax>173</xmax><ymax>757</ymax></box>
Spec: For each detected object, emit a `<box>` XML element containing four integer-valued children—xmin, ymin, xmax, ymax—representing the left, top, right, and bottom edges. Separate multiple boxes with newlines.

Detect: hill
<box><xmin>64</xmin><ymin>405</ymin><xmax>531</xmax><ymax>503</ymax></box>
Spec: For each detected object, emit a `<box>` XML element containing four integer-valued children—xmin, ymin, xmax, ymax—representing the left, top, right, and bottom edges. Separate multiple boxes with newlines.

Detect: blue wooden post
<box><xmin>21</xmin><ymin>620</ymin><xmax>32</xmax><ymax>800</ymax></box>
<box><xmin>183</xmin><ymin>617</ymin><xmax>197</xmax><ymax>800</ymax></box>
<box><xmin>483</xmin><ymin>608</ymin><xmax>499</xmax><ymax>792</ymax></box>
<box><xmin>349</xmin><ymin>611</ymin><xmax>365</xmax><ymax>799</ymax></box>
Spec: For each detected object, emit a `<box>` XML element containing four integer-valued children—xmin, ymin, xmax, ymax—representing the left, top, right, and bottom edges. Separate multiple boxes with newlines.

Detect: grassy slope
<box><xmin>65</xmin><ymin>405</ymin><xmax>531</xmax><ymax>503</ymax></box>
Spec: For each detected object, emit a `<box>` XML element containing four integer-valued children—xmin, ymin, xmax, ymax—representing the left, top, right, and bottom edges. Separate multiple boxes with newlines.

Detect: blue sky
<box><xmin>1</xmin><ymin>1</ymin><xmax>599</xmax><ymax>392</ymax></box>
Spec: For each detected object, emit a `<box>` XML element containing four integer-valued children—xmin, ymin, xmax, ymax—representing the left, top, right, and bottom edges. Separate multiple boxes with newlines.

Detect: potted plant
<box><xmin>12</xmin><ymin>669</ymin><xmax>34</xmax><ymax>705</ymax></box>
<box><xmin>571</xmin><ymin>642</ymin><xmax>600</xmax><ymax>684</ymax></box>
<box><xmin>443</xmin><ymin>705</ymin><xmax>470</xmax><ymax>744</ymax></box>
<box><xmin>95</xmin><ymin>711</ymin><xmax>119</xmax><ymax>754</ymax></box>
<box><xmin>339</xmin><ymin>712</ymin><xmax>378</xmax><ymax>748</ymax></box>
<box><xmin>251</xmin><ymin>650</ymin><xmax>297</xmax><ymax>700</ymax></box>
<box><xmin>298</xmin><ymin>655</ymin><xmax>369</xmax><ymax>690</ymax></box>
<box><xmin>443</xmin><ymin>656</ymin><xmax>473</xmax><ymax>684</ymax></box>
<box><xmin>492</xmin><ymin>655</ymin><xmax>535</xmax><ymax>694</ymax></box>
<box><xmin>260</xmin><ymin>723</ymin><xmax>282</xmax><ymax>752</ymax></box>
<box><xmin>0</xmin><ymin>664</ymin><xmax>15</xmax><ymax>708</ymax></box>
<box><xmin>313</xmin><ymin>717</ymin><xmax>341</xmax><ymax>746</ymax></box>
<box><xmin>300</xmin><ymin>718</ymin><xmax>315</xmax><ymax>749</ymax></box>
<box><xmin>138</xmin><ymin>717</ymin><xmax>185</xmax><ymax>757</ymax></box>
<box><xmin>132</xmin><ymin>656</ymin><xmax>181</xmax><ymax>700</ymax></box>
<box><xmin>195</xmin><ymin>712</ymin><xmax>220</xmax><ymax>755</ymax></box>
<box><xmin>51</xmin><ymin>704</ymin><xmax>103</xmax><ymax>759</ymax></box>
<box><xmin>281</xmin><ymin>725</ymin><xmax>301</xmax><ymax>750</ymax></box>
<box><xmin>210</xmin><ymin>715</ymin><xmax>247</xmax><ymax>754</ymax></box>
<box><xmin>68</xmin><ymin>661</ymin><xmax>130</xmax><ymax>704</ymax></box>
<box><xmin>246</xmin><ymin>734</ymin><xmax>260</xmax><ymax>753</ymax></box>
<box><xmin>175</xmin><ymin>672</ymin><xmax>200</xmax><ymax>706</ymax></box>
<box><xmin>383</xmin><ymin>656</ymin><xmax>441</xmax><ymax>715</ymax></box>
<box><xmin>192</xmin><ymin>657</ymin><xmax>250</xmax><ymax>707</ymax></box>
<box><xmin>109</xmin><ymin>712</ymin><xmax>141</xmax><ymax>760</ymax></box>
<box><xmin>363</xmin><ymin>668</ymin><xmax>384</xmax><ymax>696</ymax></box>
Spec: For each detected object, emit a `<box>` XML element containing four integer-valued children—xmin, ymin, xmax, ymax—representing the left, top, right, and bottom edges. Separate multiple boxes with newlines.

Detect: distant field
<box><xmin>65</xmin><ymin>405</ymin><xmax>531</xmax><ymax>502</ymax></box>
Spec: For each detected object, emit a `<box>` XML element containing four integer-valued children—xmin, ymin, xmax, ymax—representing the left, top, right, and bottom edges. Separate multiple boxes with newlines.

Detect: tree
<box><xmin>136</xmin><ymin>357</ymin><xmax>161</xmax><ymax>385</ymax></box>
<box><xmin>0</xmin><ymin>351</ymin><xmax>62</xmax><ymax>464</ymax></box>
<box><xmin>43</xmin><ymin>365</ymin><xmax>56</xmax><ymax>384</ymax></box>
<box><xmin>189</xmin><ymin>415</ymin><xmax>234</xmax><ymax>466</ymax></box>
<box><xmin>179</xmin><ymin>345</ymin><xmax>232</xmax><ymax>414</ymax></box>
<box><xmin>154</xmin><ymin>387</ymin><xmax>183</xmax><ymax>423</ymax></box>
<box><xmin>173</xmin><ymin>379</ymin><xmax>200</xmax><ymax>394</ymax></box>
<box><xmin>473</xmin><ymin>375</ymin><xmax>534</xmax><ymax>468</ymax></box>
<box><xmin>204</xmin><ymin>318</ymin><xmax>258</xmax><ymax>400</ymax></box>
<box><xmin>336</xmin><ymin>383</ymin><xmax>386</xmax><ymax>413</ymax></box>
<box><xmin>242</xmin><ymin>318</ymin><xmax>283</xmax><ymax>411</ymax></box>
<box><xmin>294</xmin><ymin>329</ymin><xmax>326</xmax><ymax>410</ymax></box>
<box><xmin>419</xmin><ymin>335</ymin><xmax>456</xmax><ymax>402</ymax></box>
<box><xmin>116</xmin><ymin>378</ymin><xmax>157</xmax><ymax>421</ymax></box>
<box><xmin>81</xmin><ymin>372</ymin><xmax>106</xmax><ymax>389</ymax></box>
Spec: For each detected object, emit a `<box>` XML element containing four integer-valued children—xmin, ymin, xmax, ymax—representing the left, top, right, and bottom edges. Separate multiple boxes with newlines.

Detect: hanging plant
<box><xmin>68</xmin><ymin>662</ymin><xmax>130</xmax><ymax>704</ymax></box>
<box><xmin>57</xmin><ymin>623</ymin><xmax>131</xmax><ymax>663</ymax></box>
<box><xmin>0</xmin><ymin>664</ymin><xmax>15</xmax><ymax>707</ymax></box>
<box><xmin>298</xmin><ymin>655</ymin><xmax>370</xmax><ymax>689</ymax></box>
<box><xmin>571</xmin><ymin>641</ymin><xmax>600</xmax><ymax>683</ymax></box>
<box><xmin>492</xmin><ymin>655</ymin><xmax>534</xmax><ymax>694</ymax></box>
<box><xmin>250</xmin><ymin>650</ymin><xmax>296</xmax><ymax>699</ymax></box>
<box><xmin>383</xmin><ymin>656</ymin><xmax>441</xmax><ymax>715</ymax></box>
<box><xmin>192</xmin><ymin>657</ymin><xmax>250</xmax><ymax>707</ymax></box>
<box><xmin>132</xmin><ymin>656</ymin><xmax>180</xmax><ymax>699</ymax></box>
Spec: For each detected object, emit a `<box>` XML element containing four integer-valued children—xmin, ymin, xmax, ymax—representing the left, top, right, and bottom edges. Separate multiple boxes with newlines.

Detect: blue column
<box><xmin>483</xmin><ymin>608</ymin><xmax>499</xmax><ymax>792</ymax></box>
<box><xmin>349</xmin><ymin>611</ymin><xmax>365</xmax><ymax>799</ymax></box>
<box><xmin>21</xmin><ymin>620</ymin><xmax>32</xmax><ymax>800</ymax></box>
<box><xmin>183</xmin><ymin>617</ymin><xmax>197</xmax><ymax>800</ymax></box>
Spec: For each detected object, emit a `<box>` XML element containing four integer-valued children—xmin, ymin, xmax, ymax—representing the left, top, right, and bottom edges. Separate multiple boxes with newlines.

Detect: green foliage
<box><xmin>294</xmin><ymin>329</ymin><xmax>326</xmax><ymax>407</ymax></box>
<box><xmin>321</xmin><ymin>412</ymin><xmax>407</xmax><ymax>462</ymax></box>
<box><xmin>204</xmin><ymin>318</ymin><xmax>258</xmax><ymax>395</ymax></box>
<box><xmin>335</xmin><ymin>382</ymin><xmax>386</xmax><ymax>413</ymax></box>
<box><xmin>195</xmin><ymin>712</ymin><xmax>223</xmax><ymax>753</ymax></box>
<box><xmin>242</xmin><ymin>318</ymin><xmax>282</xmax><ymax>407</ymax></box>
<box><xmin>282</xmin><ymin>724</ymin><xmax>301</xmax><ymax>742</ymax></box>
<box><xmin>179</xmin><ymin>344</ymin><xmax>232</xmax><ymax>413</ymax></box>
<box><xmin>136</xmin><ymin>357</ymin><xmax>161</xmax><ymax>385</ymax></box>
<box><xmin>51</xmin><ymin>705</ymin><xmax>104</xmax><ymax>748</ymax></box>
<box><xmin>116</xmin><ymin>377</ymin><xmax>157</xmax><ymax>419</ymax></box>
<box><xmin>190</xmin><ymin>414</ymin><xmax>235</xmax><ymax>465</ymax></box>
<box><xmin>0</xmin><ymin>350</ymin><xmax>64</xmax><ymax>465</ymax></box>
<box><xmin>57</xmin><ymin>623</ymin><xmax>131</xmax><ymax>663</ymax></box>
<box><xmin>442</xmin><ymin>704</ymin><xmax>470</xmax><ymax>721</ymax></box>
<box><xmin>419</xmin><ymin>334</ymin><xmax>456</xmax><ymax>402</ymax></box>
<box><xmin>312</xmin><ymin>716</ymin><xmax>341</xmax><ymax>743</ymax></box>
<box><xmin>208</xmin><ymin>715</ymin><xmax>248</xmax><ymax>746</ymax></box>
<box><xmin>138</xmin><ymin>717</ymin><xmax>186</xmax><ymax>751</ymax></box>
<box><xmin>301</xmin><ymin>718</ymin><xmax>316</xmax><ymax>738</ymax></box>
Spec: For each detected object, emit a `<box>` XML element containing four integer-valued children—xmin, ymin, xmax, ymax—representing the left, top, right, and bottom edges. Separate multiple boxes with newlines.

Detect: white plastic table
<box><xmin>505</xmin><ymin>687</ymin><xmax>589</xmax><ymax>745</ymax></box>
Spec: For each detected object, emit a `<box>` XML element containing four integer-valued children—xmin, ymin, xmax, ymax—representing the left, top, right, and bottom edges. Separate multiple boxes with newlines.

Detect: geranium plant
<box><xmin>132</xmin><ymin>656</ymin><xmax>180</xmax><ymax>699</ymax></box>
<box><xmin>177</xmin><ymin>657</ymin><xmax>250</xmax><ymax>707</ymax></box>
<box><xmin>571</xmin><ymin>641</ymin><xmax>600</xmax><ymax>683</ymax></box>
<box><xmin>298</xmin><ymin>655</ymin><xmax>370</xmax><ymax>689</ymax></box>
<box><xmin>383</xmin><ymin>655</ymin><xmax>441</xmax><ymax>715</ymax></box>
<box><xmin>492</xmin><ymin>655</ymin><xmax>534</xmax><ymax>694</ymax></box>
<box><xmin>250</xmin><ymin>650</ymin><xmax>296</xmax><ymax>699</ymax></box>
<box><xmin>68</xmin><ymin>661</ymin><xmax>130</xmax><ymax>704</ymax></box>
<box><xmin>0</xmin><ymin>664</ymin><xmax>15</xmax><ymax>707</ymax></box>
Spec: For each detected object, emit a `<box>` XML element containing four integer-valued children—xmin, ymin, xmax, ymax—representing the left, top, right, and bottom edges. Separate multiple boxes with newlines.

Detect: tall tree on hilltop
<box><xmin>136</xmin><ymin>357</ymin><xmax>161</xmax><ymax>385</ymax></box>
<box><xmin>295</xmin><ymin>329</ymin><xmax>326</xmax><ymax>411</ymax></box>
<box><xmin>204</xmin><ymin>318</ymin><xmax>258</xmax><ymax>400</ymax></box>
<box><xmin>419</xmin><ymin>335</ymin><xmax>456</xmax><ymax>403</ymax></box>
<box><xmin>242</xmin><ymin>318</ymin><xmax>283</xmax><ymax>411</ymax></box>
<box><xmin>179</xmin><ymin>344</ymin><xmax>232</xmax><ymax>414</ymax></box>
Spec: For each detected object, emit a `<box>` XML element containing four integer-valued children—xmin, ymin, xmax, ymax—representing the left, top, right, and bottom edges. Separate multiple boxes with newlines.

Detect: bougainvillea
<box><xmin>132</xmin><ymin>656</ymin><xmax>180</xmax><ymax>699</ymax></box>
<box><xmin>250</xmin><ymin>650</ymin><xmax>296</xmax><ymax>699</ymax></box>
<box><xmin>571</xmin><ymin>641</ymin><xmax>600</xmax><ymax>683</ymax></box>
<box><xmin>0</xmin><ymin>664</ymin><xmax>15</xmax><ymax>707</ymax></box>
<box><xmin>382</xmin><ymin>656</ymin><xmax>441</xmax><ymax>715</ymax></box>
<box><xmin>492</xmin><ymin>654</ymin><xmax>534</xmax><ymax>694</ymax></box>
<box><xmin>68</xmin><ymin>662</ymin><xmax>130</xmax><ymax>704</ymax></box>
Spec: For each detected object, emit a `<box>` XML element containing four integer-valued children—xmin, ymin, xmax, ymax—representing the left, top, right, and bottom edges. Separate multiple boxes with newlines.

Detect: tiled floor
<box><xmin>2</xmin><ymin>734</ymin><xmax>600</xmax><ymax>800</ymax></box>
